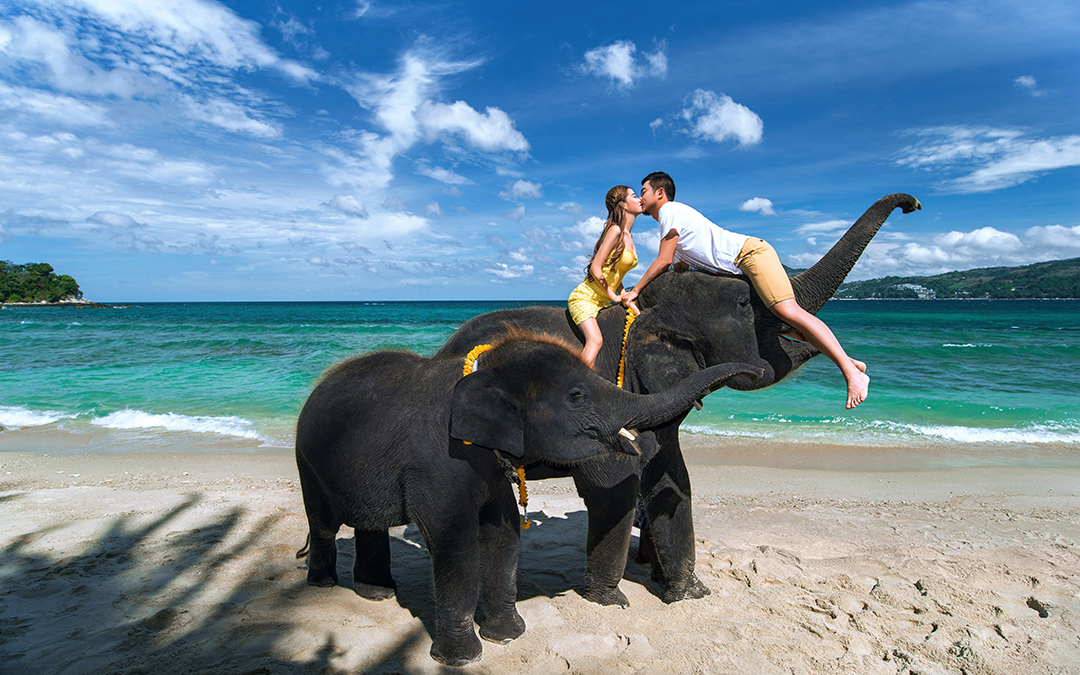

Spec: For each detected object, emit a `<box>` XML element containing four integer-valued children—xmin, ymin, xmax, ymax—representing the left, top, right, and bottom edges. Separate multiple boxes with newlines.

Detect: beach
<box><xmin>3</xmin><ymin>436</ymin><xmax>1078</xmax><ymax>675</ymax></box>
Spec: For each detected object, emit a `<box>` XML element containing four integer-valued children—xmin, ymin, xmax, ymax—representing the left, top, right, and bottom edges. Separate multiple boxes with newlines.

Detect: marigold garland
<box><xmin>616</xmin><ymin>308</ymin><xmax>637</xmax><ymax>389</ymax></box>
<box><xmin>517</xmin><ymin>466</ymin><xmax>529</xmax><ymax>530</ymax></box>
<box><xmin>462</xmin><ymin>343</ymin><xmax>493</xmax><ymax>377</ymax></box>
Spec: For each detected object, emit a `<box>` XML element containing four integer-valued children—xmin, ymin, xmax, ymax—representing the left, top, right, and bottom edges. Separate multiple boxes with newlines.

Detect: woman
<box><xmin>568</xmin><ymin>185</ymin><xmax>642</xmax><ymax>368</ymax></box>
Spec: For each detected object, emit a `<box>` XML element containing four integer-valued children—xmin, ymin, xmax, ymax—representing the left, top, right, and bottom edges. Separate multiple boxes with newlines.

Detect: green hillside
<box><xmin>835</xmin><ymin>258</ymin><xmax>1080</xmax><ymax>299</ymax></box>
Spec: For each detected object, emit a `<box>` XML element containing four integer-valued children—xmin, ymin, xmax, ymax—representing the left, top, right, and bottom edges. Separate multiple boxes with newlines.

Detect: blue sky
<box><xmin>1</xmin><ymin>0</ymin><xmax>1077</xmax><ymax>301</ymax></box>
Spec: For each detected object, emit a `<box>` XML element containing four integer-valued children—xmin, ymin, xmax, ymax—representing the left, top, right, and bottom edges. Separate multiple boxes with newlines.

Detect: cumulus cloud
<box><xmin>323</xmin><ymin>195</ymin><xmax>369</xmax><ymax>219</ymax></box>
<box><xmin>679</xmin><ymin>90</ymin><xmax>763</xmax><ymax>146</ymax></box>
<box><xmin>895</xmin><ymin>126</ymin><xmax>1080</xmax><ymax>193</ymax></box>
<box><xmin>789</xmin><ymin>224</ymin><xmax>1080</xmax><ymax>279</ymax></box>
<box><xmin>561</xmin><ymin>216</ymin><xmax>605</xmax><ymax>252</ymax></box>
<box><xmin>506</xmin><ymin>206</ymin><xmax>526</xmax><ymax>221</ymax></box>
<box><xmin>739</xmin><ymin>197</ymin><xmax>776</xmax><ymax>216</ymax></box>
<box><xmin>500</xmin><ymin>180</ymin><xmax>543</xmax><ymax>200</ymax></box>
<box><xmin>336</xmin><ymin>47</ymin><xmax>529</xmax><ymax>192</ymax></box>
<box><xmin>581</xmin><ymin>40</ymin><xmax>667</xmax><ymax>89</ymax></box>
<box><xmin>1014</xmin><ymin>75</ymin><xmax>1047</xmax><ymax>98</ymax></box>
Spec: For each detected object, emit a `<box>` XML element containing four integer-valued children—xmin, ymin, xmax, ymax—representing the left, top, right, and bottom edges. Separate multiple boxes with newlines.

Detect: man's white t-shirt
<box><xmin>658</xmin><ymin>201</ymin><xmax>748</xmax><ymax>275</ymax></box>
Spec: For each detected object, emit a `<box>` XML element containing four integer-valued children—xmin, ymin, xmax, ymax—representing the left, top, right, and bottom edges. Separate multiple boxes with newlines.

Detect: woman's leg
<box><xmin>769</xmin><ymin>299</ymin><xmax>870</xmax><ymax>409</ymax></box>
<box><xmin>578</xmin><ymin>317</ymin><xmax>603</xmax><ymax>369</ymax></box>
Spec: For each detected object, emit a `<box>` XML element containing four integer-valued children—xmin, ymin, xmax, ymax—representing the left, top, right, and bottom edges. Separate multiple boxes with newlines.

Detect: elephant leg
<box><xmin>297</xmin><ymin>458</ymin><xmax>341</xmax><ymax>588</ymax></box>
<box><xmin>476</xmin><ymin>489</ymin><xmax>524</xmax><ymax>644</ymax></box>
<box><xmin>640</xmin><ymin>426</ymin><xmax>709</xmax><ymax>603</ymax></box>
<box><xmin>353</xmin><ymin>529</ymin><xmax>396</xmax><ymax>600</ymax></box>
<box><xmin>420</xmin><ymin>518</ymin><xmax>484</xmax><ymax>667</ymax></box>
<box><xmin>575</xmin><ymin>473</ymin><xmax>639</xmax><ymax>607</ymax></box>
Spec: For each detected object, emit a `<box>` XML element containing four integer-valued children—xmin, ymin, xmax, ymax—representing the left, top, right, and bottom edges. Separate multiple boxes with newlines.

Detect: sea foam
<box><xmin>90</xmin><ymin>409</ymin><xmax>269</xmax><ymax>443</ymax></box>
<box><xmin>0</xmin><ymin>406</ymin><xmax>76</xmax><ymax>429</ymax></box>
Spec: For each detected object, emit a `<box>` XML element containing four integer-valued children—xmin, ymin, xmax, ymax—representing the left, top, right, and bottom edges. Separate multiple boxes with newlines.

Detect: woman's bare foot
<box><xmin>851</xmin><ymin>358</ymin><xmax>867</xmax><ymax>373</ymax></box>
<box><xmin>846</xmin><ymin>370</ymin><xmax>870</xmax><ymax>409</ymax></box>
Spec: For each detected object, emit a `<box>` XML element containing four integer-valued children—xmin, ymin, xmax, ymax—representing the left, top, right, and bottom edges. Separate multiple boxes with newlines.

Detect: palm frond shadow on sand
<box><xmin>0</xmin><ymin>492</ymin><xmax>618</xmax><ymax>674</ymax></box>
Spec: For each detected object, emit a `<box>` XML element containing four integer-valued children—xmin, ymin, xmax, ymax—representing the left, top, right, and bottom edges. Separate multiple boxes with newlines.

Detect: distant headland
<box><xmin>0</xmin><ymin>260</ymin><xmax>122</xmax><ymax>308</ymax></box>
<box><xmin>782</xmin><ymin>257</ymin><xmax>1080</xmax><ymax>300</ymax></box>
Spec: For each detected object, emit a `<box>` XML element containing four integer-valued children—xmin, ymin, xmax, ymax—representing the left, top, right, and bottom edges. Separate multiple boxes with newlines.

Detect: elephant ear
<box><xmin>450</xmin><ymin>369</ymin><xmax>525</xmax><ymax>457</ymax></box>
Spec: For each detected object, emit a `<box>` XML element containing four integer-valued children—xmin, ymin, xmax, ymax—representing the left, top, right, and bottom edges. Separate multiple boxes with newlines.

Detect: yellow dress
<box><xmin>567</xmin><ymin>247</ymin><xmax>638</xmax><ymax>325</ymax></box>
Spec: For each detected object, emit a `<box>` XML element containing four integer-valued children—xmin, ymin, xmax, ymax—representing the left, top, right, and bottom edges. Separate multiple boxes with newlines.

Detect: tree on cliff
<box><xmin>0</xmin><ymin>261</ymin><xmax>83</xmax><ymax>303</ymax></box>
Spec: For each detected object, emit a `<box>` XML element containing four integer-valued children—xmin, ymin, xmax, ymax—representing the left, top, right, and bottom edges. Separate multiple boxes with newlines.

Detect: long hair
<box><xmin>582</xmin><ymin>185</ymin><xmax>630</xmax><ymax>278</ymax></box>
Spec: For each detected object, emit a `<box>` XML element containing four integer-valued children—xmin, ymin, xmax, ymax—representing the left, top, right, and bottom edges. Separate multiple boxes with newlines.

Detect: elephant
<box><xmin>295</xmin><ymin>329</ymin><xmax>762</xmax><ymax>666</ymax></box>
<box><xmin>435</xmin><ymin>193</ymin><xmax>922</xmax><ymax>604</ymax></box>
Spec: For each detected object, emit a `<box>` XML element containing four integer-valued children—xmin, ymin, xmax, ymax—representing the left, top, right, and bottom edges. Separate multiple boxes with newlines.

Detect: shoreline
<box><xmin>2</xmin><ymin>444</ymin><xmax>1078</xmax><ymax>674</ymax></box>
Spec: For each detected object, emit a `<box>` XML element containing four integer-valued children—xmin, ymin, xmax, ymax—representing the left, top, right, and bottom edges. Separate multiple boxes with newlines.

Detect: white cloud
<box><xmin>795</xmin><ymin>219</ymin><xmax>849</xmax><ymax>236</ymax></box>
<box><xmin>559</xmin><ymin>201</ymin><xmax>583</xmax><ymax>216</ymax></box>
<box><xmin>426</xmin><ymin>201</ymin><xmax>443</xmax><ymax>217</ymax></box>
<box><xmin>181</xmin><ymin>96</ymin><xmax>282</xmax><ymax>138</ymax></box>
<box><xmin>324</xmin><ymin>195</ymin><xmax>369</xmax><ymax>219</ymax></box>
<box><xmin>561</xmin><ymin>215</ymin><xmax>605</xmax><ymax>252</ymax></box>
<box><xmin>0</xmin><ymin>223</ymin><xmax>10</xmax><ymax>244</ymax></box>
<box><xmin>487</xmin><ymin>262</ymin><xmax>533</xmax><ymax>279</ymax></box>
<box><xmin>1014</xmin><ymin>75</ymin><xmax>1047</xmax><ymax>98</ymax></box>
<box><xmin>895</xmin><ymin>126</ymin><xmax>1080</xmax><ymax>193</ymax></box>
<box><xmin>789</xmin><ymin>223</ymin><xmax>1080</xmax><ymax>279</ymax></box>
<box><xmin>337</xmin><ymin>47</ymin><xmax>529</xmax><ymax>192</ymax></box>
<box><xmin>506</xmin><ymin>205</ymin><xmax>526</xmax><ymax>221</ymax></box>
<box><xmin>500</xmin><ymin>180</ymin><xmax>543</xmax><ymax>200</ymax></box>
<box><xmin>416</xmin><ymin>101</ymin><xmax>529</xmax><ymax>152</ymax></box>
<box><xmin>0</xmin><ymin>83</ymin><xmax>112</xmax><ymax>127</ymax></box>
<box><xmin>679</xmin><ymin>90</ymin><xmax>763</xmax><ymax>146</ymax></box>
<box><xmin>739</xmin><ymin>197</ymin><xmax>776</xmax><ymax>216</ymax></box>
<box><xmin>415</xmin><ymin>163</ymin><xmax>472</xmax><ymax>184</ymax></box>
<box><xmin>581</xmin><ymin>40</ymin><xmax>667</xmax><ymax>89</ymax></box>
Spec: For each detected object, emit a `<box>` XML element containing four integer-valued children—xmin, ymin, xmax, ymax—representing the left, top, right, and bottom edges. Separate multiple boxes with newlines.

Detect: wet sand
<box><xmin>2</xmin><ymin>438</ymin><xmax>1079</xmax><ymax>674</ymax></box>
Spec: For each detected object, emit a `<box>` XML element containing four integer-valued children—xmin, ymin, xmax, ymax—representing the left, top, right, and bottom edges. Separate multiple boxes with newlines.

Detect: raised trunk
<box><xmin>621</xmin><ymin>362</ymin><xmax>763</xmax><ymax>431</ymax></box>
<box><xmin>791</xmin><ymin>193</ymin><xmax>921</xmax><ymax>314</ymax></box>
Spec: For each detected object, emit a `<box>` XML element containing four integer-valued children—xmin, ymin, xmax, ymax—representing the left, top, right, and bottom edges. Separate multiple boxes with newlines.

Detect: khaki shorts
<box><xmin>734</xmin><ymin>237</ymin><xmax>795</xmax><ymax>308</ymax></box>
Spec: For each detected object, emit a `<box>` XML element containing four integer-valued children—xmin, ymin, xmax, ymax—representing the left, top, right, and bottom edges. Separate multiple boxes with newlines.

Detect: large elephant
<box><xmin>295</xmin><ymin>330</ymin><xmax>760</xmax><ymax>666</ymax></box>
<box><xmin>435</xmin><ymin>193</ymin><xmax>922</xmax><ymax>603</ymax></box>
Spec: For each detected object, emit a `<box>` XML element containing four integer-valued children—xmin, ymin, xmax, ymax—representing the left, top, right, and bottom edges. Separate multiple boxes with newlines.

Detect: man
<box><xmin>622</xmin><ymin>171</ymin><xmax>870</xmax><ymax>409</ymax></box>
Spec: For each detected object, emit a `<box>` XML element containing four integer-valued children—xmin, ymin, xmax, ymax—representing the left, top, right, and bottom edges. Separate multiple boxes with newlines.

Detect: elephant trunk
<box><xmin>790</xmin><ymin>193</ymin><xmax>921</xmax><ymax>314</ymax></box>
<box><xmin>620</xmin><ymin>362</ymin><xmax>763</xmax><ymax>431</ymax></box>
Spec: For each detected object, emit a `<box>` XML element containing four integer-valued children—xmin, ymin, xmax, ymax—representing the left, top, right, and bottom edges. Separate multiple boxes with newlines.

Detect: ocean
<box><xmin>2</xmin><ymin>300</ymin><xmax>1078</xmax><ymax>470</ymax></box>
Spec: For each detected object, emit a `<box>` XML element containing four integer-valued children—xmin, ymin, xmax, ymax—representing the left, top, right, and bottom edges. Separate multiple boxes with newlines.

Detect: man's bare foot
<box><xmin>851</xmin><ymin>358</ymin><xmax>867</xmax><ymax>373</ymax></box>
<box><xmin>846</xmin><ymin>370</ymin><xmax>870</xmax><ymax>409</ymax></box>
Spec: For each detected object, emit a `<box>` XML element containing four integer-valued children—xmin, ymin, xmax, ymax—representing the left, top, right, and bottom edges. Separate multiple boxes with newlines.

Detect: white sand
<box><xmin>2</xmin><ymin>441</ymin><xmax>1079</xmax><ymax>674</ymax></box>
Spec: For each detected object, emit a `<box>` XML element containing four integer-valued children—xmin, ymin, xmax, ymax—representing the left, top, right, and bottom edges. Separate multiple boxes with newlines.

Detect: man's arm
<box><xmin>622</xmin><ymin>230</ymin><xmax>679</xmax><ymax>306</ymax></box>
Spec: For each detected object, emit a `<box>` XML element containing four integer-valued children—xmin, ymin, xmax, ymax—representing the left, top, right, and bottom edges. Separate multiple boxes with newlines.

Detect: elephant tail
<box><xmin>295</xmin><ymin>533</ymin><xmax>310</xmax><ymax>559</ymax></box>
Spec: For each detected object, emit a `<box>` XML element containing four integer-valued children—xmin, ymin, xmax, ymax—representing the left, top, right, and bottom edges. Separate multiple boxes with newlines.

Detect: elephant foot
<box><xmin>661</xmin><ymin>574</ymin><xmax>711</xmax><ymax>604</ymax></box>
<box><xmin>430</xmin><ymin>632</ymin><xmax>482</xmax><ymax>667</ymax></box>
<box><xmin>479</xmin><ymin>610</ymin><xmax>525</xmax><ymax>644</ymax></box>
<box><xmin>354</xmin><ymin>582</ymin><xmax>396</xmax><ymax>601</ymax></box>
<box><xmin>306</xmin><ymin>569</ymin><xmax>338</xmax><ymax>588</ymax></box>
<box><xmin>581</xmin><ymin>585</ymin><xmax>629</xmax><ymax>608</ymax></box>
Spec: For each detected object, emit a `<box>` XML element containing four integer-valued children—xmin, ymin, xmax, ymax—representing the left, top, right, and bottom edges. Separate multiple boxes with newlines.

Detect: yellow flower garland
<box><xmin>460</xmin><ymin>343</ymin><xmax>531</xmax><ymax>530</ymax></box>
<box><xmin>616</xmin><ymin>308</ymin><xmax>637</xmax><ymax>389</ymax></box>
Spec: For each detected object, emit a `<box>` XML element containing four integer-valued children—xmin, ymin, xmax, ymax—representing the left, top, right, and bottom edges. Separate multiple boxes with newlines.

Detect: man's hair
<box><xmin>641</xmin><ymin>171</ymin><xmax>675</xmax><ymax>201</ymax></box>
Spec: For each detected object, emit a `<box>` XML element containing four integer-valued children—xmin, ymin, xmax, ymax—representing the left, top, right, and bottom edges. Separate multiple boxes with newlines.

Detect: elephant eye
<box><xmin>565</xmin><ymin>386</ymin><xmax>587</xmax><ymax>408</ymax></box>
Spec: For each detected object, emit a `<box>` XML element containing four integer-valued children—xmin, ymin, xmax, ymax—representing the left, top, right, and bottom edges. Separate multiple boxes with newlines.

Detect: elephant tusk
<box><xmin>618</xmin><ymin>427</ymin><xmax>637</xmax><ymax>441</ymax></box>
<box><xmin>693</xmin><ymin>400</ymin><xmax>703</xmax><ymax>411</ymax></box>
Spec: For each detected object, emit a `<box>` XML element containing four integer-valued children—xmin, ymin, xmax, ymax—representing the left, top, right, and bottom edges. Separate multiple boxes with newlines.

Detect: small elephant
<box><xmin>295</xmin><ymin>330</ymin><xmax>759</xmax><ymax>666</ymax></box>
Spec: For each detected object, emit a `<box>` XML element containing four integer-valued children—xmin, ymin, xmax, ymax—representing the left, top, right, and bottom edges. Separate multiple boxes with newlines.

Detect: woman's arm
<box><xmin>589</xmin><ymin>227</ymin><xmax>624</xmax><ymax>304</ymax></box>
<box><xmin>622</xmin><ymin>230</ymin><xmax>678</xmax><ymax>306</ymax></box>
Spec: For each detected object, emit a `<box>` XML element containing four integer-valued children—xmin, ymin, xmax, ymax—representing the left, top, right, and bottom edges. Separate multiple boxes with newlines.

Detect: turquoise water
<box><xmin>2</xmin><ymin>300</ymin><xmax>1078</xmax><ymax>467</ymax></box>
